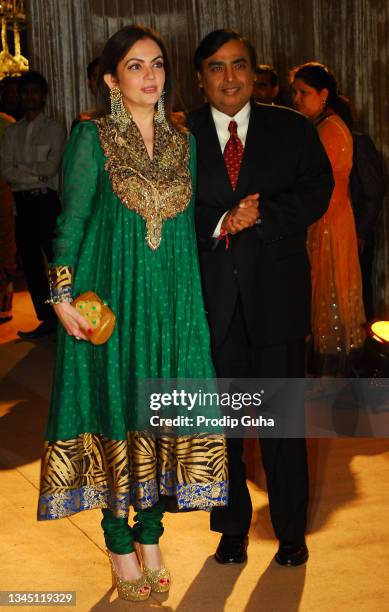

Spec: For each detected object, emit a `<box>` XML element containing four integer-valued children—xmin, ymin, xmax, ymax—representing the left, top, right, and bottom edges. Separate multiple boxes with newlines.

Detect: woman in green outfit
<box><xmin>37</xmin><ymin>25</ymin><xmax>228</xmax><ymax>602</ymax></box>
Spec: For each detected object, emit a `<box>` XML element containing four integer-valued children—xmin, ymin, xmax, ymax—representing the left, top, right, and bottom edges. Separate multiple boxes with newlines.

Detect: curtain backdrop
<box><xmin>26</xmin><ymin>0</ymin><xmax>389</xmax><ymax>315</ymax></box>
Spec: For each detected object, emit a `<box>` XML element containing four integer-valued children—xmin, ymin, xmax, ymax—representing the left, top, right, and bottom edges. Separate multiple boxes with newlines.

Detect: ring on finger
<box><xmin>75</xmin><ymin>336</ymin><xmax>81</xmax><ymax>340</ymax></box>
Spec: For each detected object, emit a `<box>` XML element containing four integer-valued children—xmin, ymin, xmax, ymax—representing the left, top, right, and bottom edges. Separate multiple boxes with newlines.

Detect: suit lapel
<box><xmin>235</xmin><ymin>102</ymin><xmax>275</xmax><ymax>198</ymax></box>
<box><xmin>197</xmin><ymin>105</ymin><xmax>235</xmax><ymax>202</ymax></box>
<box><xmin>234</xmin><ymin>108</ymin><xmax>254</xmax><ymax>197</ymax></box>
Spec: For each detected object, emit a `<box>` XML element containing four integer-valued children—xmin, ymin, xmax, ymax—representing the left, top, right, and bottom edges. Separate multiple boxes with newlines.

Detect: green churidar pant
<box><xmin>101</xmin><ymin>500</ymin><xmax>165</xmax><ymax>554</ymax></box>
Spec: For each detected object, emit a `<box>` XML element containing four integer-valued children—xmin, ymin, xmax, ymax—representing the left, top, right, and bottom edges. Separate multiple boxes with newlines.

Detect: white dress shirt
<box><xmin>211</xmin><ymin>102</ymin><xmax>251</xmax><ymax>236</ymax></box>
<box><xmin>0</xmin><ymin>112</ymin><xmax>66</xmax><ymax>193</ymax></box>
<box><xmin>211</xmin><ymin>101</ymin><xmax>251</xmax><ymax>152</ymax></box>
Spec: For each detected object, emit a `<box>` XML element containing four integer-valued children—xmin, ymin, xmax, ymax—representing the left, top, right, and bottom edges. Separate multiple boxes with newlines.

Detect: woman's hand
<box><xmin>53</xmin><ymin>302</ymin><xmax>92</xmax><ymax>341</ymax></box>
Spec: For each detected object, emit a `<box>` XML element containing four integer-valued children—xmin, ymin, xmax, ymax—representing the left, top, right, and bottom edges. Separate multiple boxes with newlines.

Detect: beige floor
<box><xmin>1</xmin><ymin>288</ymin><xmax>389</xmax><ymax>612</ymax></box>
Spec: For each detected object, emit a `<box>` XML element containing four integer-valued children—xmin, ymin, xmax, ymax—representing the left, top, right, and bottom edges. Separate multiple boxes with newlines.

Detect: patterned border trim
<box><xmin>47</xmin><ymin>265</ymin><xmax>73</xmax><ymax>304</ymax></box>
<box><xmin>37</xmin><ymin>477</ymin><xmax>228</xmax><ymax>520</ymax></box>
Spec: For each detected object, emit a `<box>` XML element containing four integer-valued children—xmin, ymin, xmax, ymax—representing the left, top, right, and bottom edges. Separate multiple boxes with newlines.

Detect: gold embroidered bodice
<box><xmin>94</xmin><ymin>116</ymin><xmax>192</xmax><ymax>249</ymax></box>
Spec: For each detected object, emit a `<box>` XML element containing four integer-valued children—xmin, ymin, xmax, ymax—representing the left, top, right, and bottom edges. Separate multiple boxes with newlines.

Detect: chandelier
<box><xmin>0</xmin><ymin>0</ymin><xmax>28</xmax><ymax>79</ymax></box>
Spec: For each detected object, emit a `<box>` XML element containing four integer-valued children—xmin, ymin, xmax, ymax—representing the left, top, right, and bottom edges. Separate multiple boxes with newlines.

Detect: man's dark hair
<box><xmin>18</xmin><ymin>71</ymin><xmax>48</xmax><ymax>96</ymax></box>
<box><xmin>255</xmin><ymin>64</ymin><xmax>278</xmax><ymax>87</ymax></box>
<box><xmin>87</xmin><ymin>57</ymin><xmax>100</xmax><ymax>80</ymax></box>
<box><xmin>194</xmin><ymin>29</ymin><xmax>257</xmax><ymax>72</ymax></box>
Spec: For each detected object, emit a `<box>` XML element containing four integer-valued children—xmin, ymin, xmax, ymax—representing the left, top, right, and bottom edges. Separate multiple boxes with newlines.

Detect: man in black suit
<box><xmin>187</xmin><ymin>30</ymin><xmax>334</xmax><ymax>566</ymax></box>
<box><xmin>349</xmin><ymin>131</ymin><xmax>385</xmax><ymax>320</ymax></box>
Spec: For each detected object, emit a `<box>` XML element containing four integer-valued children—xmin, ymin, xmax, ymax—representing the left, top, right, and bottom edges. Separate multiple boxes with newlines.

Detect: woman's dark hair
<box><xmin>98</xmin><ymin>25</ymin><xmax>184</xmax><ymax>130</ymax></box>
<box><xmin>290</xmin><ymin>62</ymin><xmax>353</xmax><ymax>129</ymax></box>
<box><xmin>194</xmin><ymin>29</ymin><xmax>257</xmax><ymax>72</ymax></box>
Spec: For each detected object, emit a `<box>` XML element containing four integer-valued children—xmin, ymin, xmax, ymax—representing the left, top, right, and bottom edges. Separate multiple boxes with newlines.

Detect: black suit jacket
<box><xmin>187</xmin><ymin>101</ymin><xmax>334</xmax><ymax>348</ymax></box>
<box><xmin>349</xmin><ymin>132</ymin><xmax>385</xmax><ymax>241</ymax></box>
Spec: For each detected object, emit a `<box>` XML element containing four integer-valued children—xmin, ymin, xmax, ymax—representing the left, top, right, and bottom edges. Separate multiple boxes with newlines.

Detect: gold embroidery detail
<box><xmin>94</xmin><ymin>117</ymin><xmax>192</xmax><ymax>250</ymax></box>
<box><xmin>48</xmin><ymin>265</ymin><xmax>72</xmax><ymax>293</ymax></box>
<box><xmin>47</xmin><ymin>265</ymin><xmax>73</xmax><ymax>304</ymax></box>
<box><xmin>38</xmin><ymin>432</ymin><xmax>228</xmax><ymax>517</ymax></box>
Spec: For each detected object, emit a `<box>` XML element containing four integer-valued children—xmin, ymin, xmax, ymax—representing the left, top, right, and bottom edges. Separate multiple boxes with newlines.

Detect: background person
<box><xmin>0</xmin><ymin>71</ymin><xmax>66</xmax><ymax>339</ymax></box>
<box><xmin>291</xmin><ymin>62</ymin><xmax>366</xmax><ymax>375</ymax></box>
<box><xmin>72</xmin><ymin>57</ymin><xmax>102</xmax><ymax>127</ymax></box>
<box><xmin>254</xmin><ymin>64</ymin><xmax>279</xmax><ymax>104</ymax></box>
<box><xmin>349</xmin><ymin>129</ymin><xmax>385</xmax><ymax>320</ymax></box>
<box><xmin>0</xmin><ymin>111</ymin><xmax>16</xmax><ymax>324</ymax></box>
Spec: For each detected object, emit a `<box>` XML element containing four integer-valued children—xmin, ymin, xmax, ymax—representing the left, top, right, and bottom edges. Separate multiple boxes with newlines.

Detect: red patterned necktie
<box><xmin>223</xmin><ymin>120</ymin><xmax>244</xmax><ymax>190</ymax></box>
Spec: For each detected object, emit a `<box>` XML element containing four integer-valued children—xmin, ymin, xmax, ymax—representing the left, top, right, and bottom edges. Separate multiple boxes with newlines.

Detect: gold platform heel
<box><xmin>135</xmin><ymin>543</ymin><xmax>171</xmax><ymax>593</ymax></box>
<box><xmin>107</xmin><ymin>549</ymin><xmax>151</xmax><ymax>601</ymax></box>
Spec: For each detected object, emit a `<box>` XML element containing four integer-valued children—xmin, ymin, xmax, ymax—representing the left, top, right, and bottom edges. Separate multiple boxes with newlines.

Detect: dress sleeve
<box><xmin>52</xmin><ymin>121</ymin><xmax>99</xmax><ymax>266</ymax></box>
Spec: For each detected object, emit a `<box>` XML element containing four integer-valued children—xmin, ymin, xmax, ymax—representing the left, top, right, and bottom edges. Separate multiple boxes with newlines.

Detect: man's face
<box><xmin>197</xmin><ymin>39</ymin><xmax>255</xmax><ymax>116</ymax></box>
<box><xmin>20</xmin><ymin>83</ymin><xmax>46</xmax><ymax>113</ymax></box>
<box><xmin>254</xmin><ymin>71</ymin><xmax>279</xmax><ymax>104</ymax></box>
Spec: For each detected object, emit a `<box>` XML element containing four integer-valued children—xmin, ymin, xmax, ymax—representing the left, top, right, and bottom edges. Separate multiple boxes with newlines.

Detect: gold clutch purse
<box><xmin>73</xmin><ymin>291</ymin><xmax>116</xmax><ymax>345</ymax></box>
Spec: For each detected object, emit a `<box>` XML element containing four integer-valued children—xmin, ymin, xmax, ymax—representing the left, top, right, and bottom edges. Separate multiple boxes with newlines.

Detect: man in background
<box><xmin>0</xmin><ymin>111</ymin><xmax>16</xmax><ymax>324</ymax></box>
<box><xmin>0</xmin><ymin>71</ymin><xmax>66</xmax><ymax>338</ymax></box>
<box><xmin>72</xmin><ymin>57</ymin><xmax>101</xmax><ymax>127</ymax></box>
<box><xmin>349</xmin><ymin>131</ymin><xmax>385</xmax><ymax>320</ymax></box>
<box><xmin>254</xmin><ymin>64</ymin><xmax>279</xmax><ymax>104</ymax></box>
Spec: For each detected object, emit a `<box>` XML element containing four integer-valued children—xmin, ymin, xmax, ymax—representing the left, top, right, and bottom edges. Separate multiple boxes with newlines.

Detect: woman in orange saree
<box><xmin>291</xmin><ymin>62</ymin><xmax>366</xmax><ymax>375</ymax></box>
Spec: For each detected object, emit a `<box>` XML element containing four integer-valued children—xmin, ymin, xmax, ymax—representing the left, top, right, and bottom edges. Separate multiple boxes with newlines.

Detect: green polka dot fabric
<box><xmin>46</xmin><ymin>122</ymin><xmax>215</xmax><ymax>441</ymax></box>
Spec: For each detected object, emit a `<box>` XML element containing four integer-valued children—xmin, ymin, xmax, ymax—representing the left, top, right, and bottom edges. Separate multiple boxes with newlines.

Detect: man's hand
<box><xmin>222</xmin><ymin>194</ymin><xmax>260</xmax><ymax>235</ymax></box>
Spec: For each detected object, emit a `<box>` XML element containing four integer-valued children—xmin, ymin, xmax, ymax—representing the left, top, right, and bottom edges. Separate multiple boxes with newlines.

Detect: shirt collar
<box><xmin>211</xmin><ymin>101</ymin><xmax>251</xmax><ymax>132</ymax></box>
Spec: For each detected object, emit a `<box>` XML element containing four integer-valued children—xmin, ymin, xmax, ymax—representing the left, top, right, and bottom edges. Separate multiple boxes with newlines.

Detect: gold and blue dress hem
<box><xmin>38</xmin><ymin>432</ymin><xmax>228</xmax><ymax>520</ymax></box>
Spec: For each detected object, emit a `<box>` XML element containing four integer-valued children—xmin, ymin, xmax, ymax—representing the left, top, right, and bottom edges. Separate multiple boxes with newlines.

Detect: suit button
<box><xmin>233</xmin><ymin>269</ymin><xmax>238</xmax><ymax>275</ymax></box>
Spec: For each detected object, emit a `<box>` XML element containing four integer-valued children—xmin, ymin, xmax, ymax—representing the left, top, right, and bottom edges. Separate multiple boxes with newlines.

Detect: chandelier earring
<box><xmin>109</xmin><ymin>86</ymin><xmax>131</xmax><ymax>132</ymax></box>
<box><xmin>155</xmin><ymin>90</ymin><xmax>168</xmax><ymax>127</ymax></box>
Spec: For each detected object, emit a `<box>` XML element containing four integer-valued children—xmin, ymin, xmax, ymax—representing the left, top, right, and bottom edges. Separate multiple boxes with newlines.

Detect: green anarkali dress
<box><xmin>37</xmin><ymin>118</ymin><xmax>228</xmax><ymax>520</ymax></box>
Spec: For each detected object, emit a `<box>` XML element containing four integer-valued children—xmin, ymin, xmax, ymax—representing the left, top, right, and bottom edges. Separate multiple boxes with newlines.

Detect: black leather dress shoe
<box><xmin>17</xmin><ymin>320</ymin><xmax>56</xmax><ymax>340</ymax></box>
<box><xmin>275</xmin><ymin>542</ymin><xmax>309</xmax><ymax>566</ymax></box>
<box><xmin>214</xmin><ymin>534</ymin><xmax>248</xmax><ymax>564</ymax></box>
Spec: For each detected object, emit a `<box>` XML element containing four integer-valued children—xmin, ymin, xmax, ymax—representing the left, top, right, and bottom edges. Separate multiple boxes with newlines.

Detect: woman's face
<box><xmin>291</xmin><ymin>78</ymin><xmax>328</xmax><ymax>118</ymax></box>
<box><xmin>104</xmin><ymin>37</ymin><xmax>165</xmax><ymax>113</ymax></box>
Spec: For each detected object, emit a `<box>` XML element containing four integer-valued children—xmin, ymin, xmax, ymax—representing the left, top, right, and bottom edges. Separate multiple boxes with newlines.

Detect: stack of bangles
<box><xmin>46</xmin><ymin>265</ymin><xmax>73</xmax><ymax>305</ymax></box>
